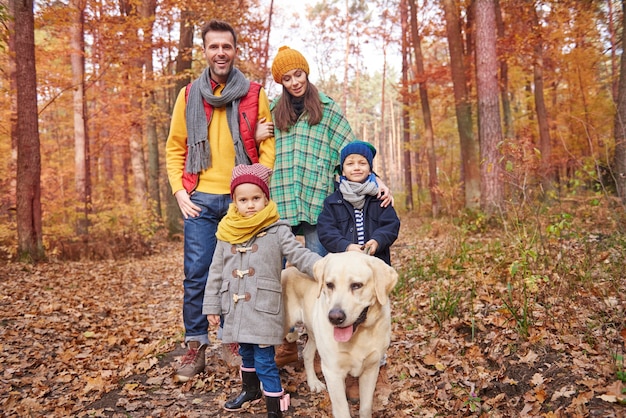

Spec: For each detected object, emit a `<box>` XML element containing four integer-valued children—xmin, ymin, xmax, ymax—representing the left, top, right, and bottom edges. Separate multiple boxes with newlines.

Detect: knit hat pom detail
<box><xmin>271</xmin><ymin>46</ymin><xmax>310</xmax><ymax>84</ymax></box>
<box><xmin>230</xmin><ymin>163</ymin><xmax>273</xmax><ymax>198</ymax></box>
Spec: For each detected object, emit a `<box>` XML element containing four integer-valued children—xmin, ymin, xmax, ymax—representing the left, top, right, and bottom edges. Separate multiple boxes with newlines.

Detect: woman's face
<box><xmin>281</xmin><ymin>68</ymin><xmax>308</xmax><ymax>98</ymax></box>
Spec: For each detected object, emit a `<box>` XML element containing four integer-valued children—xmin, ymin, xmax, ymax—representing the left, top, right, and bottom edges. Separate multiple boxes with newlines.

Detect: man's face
<box><xmin>203</xmin><ymin>30</ymin><xmax>237</xmax><ymax>84</ymax></box>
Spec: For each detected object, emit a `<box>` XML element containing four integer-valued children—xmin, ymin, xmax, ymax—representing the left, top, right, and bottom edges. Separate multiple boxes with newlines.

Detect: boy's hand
<box><xmin>362</xmin><ymin>240</ymin><xmax>379</xmax><ymax>255</ymax></box>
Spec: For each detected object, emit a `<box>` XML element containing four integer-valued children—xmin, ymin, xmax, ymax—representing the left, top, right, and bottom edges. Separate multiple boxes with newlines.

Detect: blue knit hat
<box><xmin>340</xmin><ymin>140</ymin><xmax>376</xmax><ymax>169</ymax></box>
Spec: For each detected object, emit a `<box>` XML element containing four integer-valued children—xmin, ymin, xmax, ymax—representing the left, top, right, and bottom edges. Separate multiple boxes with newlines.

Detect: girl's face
<box><xmin>342</xmin><ymin>154</ymin><xmax>371</xmax><ymax>183</ymax></box>
<box><xmin>233</xmin><ymin>183</ymin><xmax>268</xmax><ymax>217</ymax></box>
<box><xmin>281</xmin><ymin>68</ymin><xmax>308</xmax><ymax>98</ymax></box>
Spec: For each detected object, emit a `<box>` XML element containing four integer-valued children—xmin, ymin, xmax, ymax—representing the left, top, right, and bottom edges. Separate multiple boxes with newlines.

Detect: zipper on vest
<box><xmin>242</xmin><ymin>112</ymin><xmax>252</xmax><ymax>133</ymax></box>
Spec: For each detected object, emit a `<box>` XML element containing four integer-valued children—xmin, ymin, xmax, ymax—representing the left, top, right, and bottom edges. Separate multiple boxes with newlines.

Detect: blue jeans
<box><xmin>183</xmin><ymin>192</ymin><xmax>231</xmax><ymax>345</ymax></box>
<box><xmin>292</xmin><ymin>222</ymin><xmax>328</xmax><ymax>257</ymax></box>
<box><xmin>239</xmin><ymin>343</ymin><xmax>281</xmax><ymax>393</ymax></box>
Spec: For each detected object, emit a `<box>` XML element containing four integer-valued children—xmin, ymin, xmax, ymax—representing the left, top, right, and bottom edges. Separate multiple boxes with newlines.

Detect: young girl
<box><xmin>317</xmin><ymin>140</ymin><xmax>400</xmax><ymax>265</ymax></box>
<box><xmin>203</xmin><ymin>163</ymin><xmax>321</xmax><ymax>418</ymax></box>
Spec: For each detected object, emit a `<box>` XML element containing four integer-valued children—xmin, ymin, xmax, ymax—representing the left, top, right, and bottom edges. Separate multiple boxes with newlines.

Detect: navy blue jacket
<box><xmin>317</xmin><ymin>191</ymin><xmax>400</xmax><ymax>265</ymax></box>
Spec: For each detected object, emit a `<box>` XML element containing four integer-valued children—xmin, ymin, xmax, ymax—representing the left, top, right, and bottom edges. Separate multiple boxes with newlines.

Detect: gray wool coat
<box><xmin>202</xmin><ymin>220</ymin><xmax>322</xmax><ymax>346</ymax></box>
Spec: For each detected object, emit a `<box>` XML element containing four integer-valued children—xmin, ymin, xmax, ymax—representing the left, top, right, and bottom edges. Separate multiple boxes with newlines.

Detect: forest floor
<box><xmin>1</xmin><ymin>202</ymin><xmax>626</xmax><ymax>417</ymax></box>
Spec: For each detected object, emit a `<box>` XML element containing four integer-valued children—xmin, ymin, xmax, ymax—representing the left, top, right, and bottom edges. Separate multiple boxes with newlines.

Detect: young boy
<box><xmin>203</xmin><ymin>163</ymin><xmax>321</xmax><ymax>418</ymax></box>
<box><xmin>317</xmin><ymin>140</ymin><xmax>400</xmax><ymax>266</ymax></box>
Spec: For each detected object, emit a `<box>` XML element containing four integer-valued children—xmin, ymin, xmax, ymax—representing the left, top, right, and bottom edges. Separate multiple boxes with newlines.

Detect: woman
<box><xmin>260</xmin><ymin>46</ymin><xmax>393</xmax><ymax>368</ymax></box>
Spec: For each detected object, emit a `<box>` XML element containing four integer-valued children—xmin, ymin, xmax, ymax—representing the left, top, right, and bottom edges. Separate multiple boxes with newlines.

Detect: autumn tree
<box><xmin>400</xmin><ymin>0</ymin><xmax>413</xmax><ymax>210</ymax></box>
<box><xmin>141</xmin><ymin>0</ymin><xmax>160</xmax><ymax>216</ymax></box>
<box><xmin>442</xmin><ymin>0</ymin><xmax>480</xmax><ymax>210</ymax></box>
<box><xmin>531</xmin><ymin>3</ymin><xmax>554</xmax><ymax>196</ymax></box>
<box><xmin>10</xmin><ymin>0</ymin><xmax>44</xmax><ymax>261</ymax></box>
<box><xmin>70</xmin><ymin>0</ymin><xmax>90</xmax><ymax>235</ymax></box>
<box><xmin>614</xmin><ymin>0</ymin><xmax>626</xmax><ymax>203</ymax></box>
<box><xmin>475</xmin><ymin>0</ymin><xmax>504</xmax><ymax>214</ymax></box>
<box><xmin>408</xmin><ymin>0</ymin><xmax>439</xmax><ymax>216</ymax></box>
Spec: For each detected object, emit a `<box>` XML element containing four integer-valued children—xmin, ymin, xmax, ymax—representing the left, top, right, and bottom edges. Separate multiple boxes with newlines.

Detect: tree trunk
<box><xmin>409</xmin><ymin>0</ymin><xmax>439</xmax><ymax>216</ymax></box>
<box><xmin>11</xmin><ymin>0</ymin><xmax>44</xmax><ymax>261</ymax></box>
<box><xmin>400</xmin><ymin>0</ymin><xmax>413</xmax><ymax>210</ymax></box>
<box><xmin>70</xmin><ymin>0</ymin><xmax>90</xmax><ymax>236</ymax></box>
<box><xmin>442</xmin><ymin>0</ymin><xmax>480</xmax><ymax>209</ymax></box>
<box><xmin>531</xmin><ymin>5</ymin><xmax>554</xmax><ymax>195</ymax></box>
<box><xmin>475</xmin><ymin>0</ymin><xmax>504</xmax><ymax>214</ymax></box>
<box><xmin>141</xmin><ymin>0</ymin><xmax>160</xmax><ymax>216</ymax></box>
<box><xmin>613</xmin><ymin>0</ymin><xmax>626</xmax><ymax>203</ymax></box>
<box><xmin>165</xmin><ymin>9</ymin><xmax>195</xmax><ymax>237</ymax></box>
<box><xmin>495</xmin><ymin>0</ymin><xmax>513</xmax><ymax>140</ymax></box>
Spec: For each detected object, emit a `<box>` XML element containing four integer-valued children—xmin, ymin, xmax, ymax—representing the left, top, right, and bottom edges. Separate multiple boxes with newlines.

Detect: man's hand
<box><xmin>174</xmin><ymin>189</ymin><xmax>202</xmax><ymax>219</ymax></box>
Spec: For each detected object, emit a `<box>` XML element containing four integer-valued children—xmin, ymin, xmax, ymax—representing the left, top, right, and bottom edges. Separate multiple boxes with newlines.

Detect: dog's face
<box><xmin>312</xmin><ymin>252</ymin><xmax>398</xmax><ymax>343</ymax></box>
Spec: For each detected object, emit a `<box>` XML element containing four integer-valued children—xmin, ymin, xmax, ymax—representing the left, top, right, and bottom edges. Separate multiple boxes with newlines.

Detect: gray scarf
<box><xmin>338</xmin><ymin>177</ymin><xmax>379</xmax><ymax>209</ymax></box>
<box><xmin>185</xmin><ymin>67</ymin><xmax>251</xmax><ymax>174</ymax></box>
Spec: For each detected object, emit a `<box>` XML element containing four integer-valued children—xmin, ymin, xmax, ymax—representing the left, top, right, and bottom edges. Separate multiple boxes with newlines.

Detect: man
<box><xmin>165</xmin><ymin>19</ymin><xmax>275</xmax><ymax>382</ymax></box>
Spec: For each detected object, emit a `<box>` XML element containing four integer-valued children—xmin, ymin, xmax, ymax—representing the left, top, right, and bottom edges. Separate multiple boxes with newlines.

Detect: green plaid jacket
<box><xmin>270</xmin><ymin>92</ymin><xmax>356</xmax><ymax>226</ymax></box>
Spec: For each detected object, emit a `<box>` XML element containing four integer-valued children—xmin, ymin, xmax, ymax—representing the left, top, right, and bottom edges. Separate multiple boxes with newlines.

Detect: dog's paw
<box><xmin>307</xmin><ymin>379</ymin><xmax>326</xmax><ymax>393</ymax></box>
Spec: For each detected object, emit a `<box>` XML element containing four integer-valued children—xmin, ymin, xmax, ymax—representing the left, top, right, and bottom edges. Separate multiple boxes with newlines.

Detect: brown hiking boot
<box><xmin>221</xmin><ymin>342</ymin><xmax>242</xmax><ymax>368</ymax></box>
<box><xmin>174</xmin><ymin>341</ymin><xmax>207</xmax><ymax>382</ymax></box>
<box><xmin>275</xmin><ymin>339</ymin><xmax>298</xmax><ymax>368</ymax></box>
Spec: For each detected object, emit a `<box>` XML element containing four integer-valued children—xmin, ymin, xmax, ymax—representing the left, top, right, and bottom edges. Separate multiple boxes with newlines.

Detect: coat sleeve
<box><xmin>317</xmin><ymin>195</ymin><xmax>353</xmax><ymax>253</ymax></box>
<box><xmin>279</xmin><ymin>226</ymin><xmax>323</xmax><ymax>277</ymax></box>
<box><xmin>369</xmin><ymin>203</ymin><xmax>401</xmax><ymax>252</ymax></box>
<box><xmin>203</xmin><ymin>240</ymin><xmax>226</xmax><ymax>315</ymax></box>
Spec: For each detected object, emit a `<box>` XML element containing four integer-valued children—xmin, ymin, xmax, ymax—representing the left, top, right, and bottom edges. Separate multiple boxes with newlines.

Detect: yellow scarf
<box><xmin>216</xmin><ymin>200</ymin><xmax>280</xmax><ymax>244</ymax></box>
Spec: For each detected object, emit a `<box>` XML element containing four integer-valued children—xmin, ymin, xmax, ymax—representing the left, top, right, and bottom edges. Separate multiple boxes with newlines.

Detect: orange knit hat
<box><xmin>271</xmin><ymin>46</ymin><xmax>310</xmax><ymax>84</ymax></box>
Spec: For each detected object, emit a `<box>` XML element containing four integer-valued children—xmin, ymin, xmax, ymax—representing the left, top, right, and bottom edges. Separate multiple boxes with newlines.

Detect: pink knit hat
<box><xmin>230</xmin><ymin>163</ymin><xmax>272</xmax><ymax>198</ymax></box>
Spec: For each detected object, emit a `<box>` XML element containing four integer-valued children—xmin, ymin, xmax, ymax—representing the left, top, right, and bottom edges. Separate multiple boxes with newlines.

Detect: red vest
<box><xmin>182</xmin><ymin>81</ymin><xmax>262</xmax><ymax>193</ymax></box>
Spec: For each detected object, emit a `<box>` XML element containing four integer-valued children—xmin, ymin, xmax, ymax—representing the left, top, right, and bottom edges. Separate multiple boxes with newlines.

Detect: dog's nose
<box><xmin>328</xmin><ymin>308</ymin><xmax>346</xmax><ymax>325</ymax></box>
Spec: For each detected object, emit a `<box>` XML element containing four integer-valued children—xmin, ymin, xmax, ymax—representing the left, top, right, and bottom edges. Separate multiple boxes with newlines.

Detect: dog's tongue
<box><xmin>334</xmin><ymin>326</ymin><xmax>353</xmax><ymax>342</ymax></box>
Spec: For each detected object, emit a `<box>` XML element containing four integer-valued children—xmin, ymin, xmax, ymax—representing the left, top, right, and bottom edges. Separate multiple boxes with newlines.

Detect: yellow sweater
<box><xmin>165</xmin><ymin>83</ymin><xmax>275</xmax><ymax>195</ymax></box>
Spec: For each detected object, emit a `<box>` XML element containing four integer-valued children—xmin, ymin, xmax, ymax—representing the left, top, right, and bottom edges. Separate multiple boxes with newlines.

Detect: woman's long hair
<box><xmin>273</xmin><ymin>81</ymin><xmax>323</xmax><ymax>132</ymax></box>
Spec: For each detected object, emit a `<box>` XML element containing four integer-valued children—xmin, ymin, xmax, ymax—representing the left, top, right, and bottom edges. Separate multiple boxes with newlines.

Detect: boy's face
<box><xmin>342</xmin><ymin>154</ymin><xmax>371</xmax><ymax>183</ymax></box>
<box><xmin>233</xmin><ymin>183</ymin><xmax>268</xmax><ymax>217</ymax></box>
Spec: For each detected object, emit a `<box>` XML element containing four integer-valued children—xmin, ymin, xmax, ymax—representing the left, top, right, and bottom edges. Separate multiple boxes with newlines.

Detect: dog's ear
<box><xmin>369</xmin><ymin>257</ymin><xmax>399</xmax><ymax>306</ymax></box>
<box><xmin>312</xmin><ymin>256</ymin><xmax>328</xmax><ymax>298</ymax></box>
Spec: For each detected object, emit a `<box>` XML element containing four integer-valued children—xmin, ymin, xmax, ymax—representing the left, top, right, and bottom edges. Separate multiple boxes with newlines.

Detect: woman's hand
<box><xmin>376</xmin><ymin>178</ymin><xmax>394</xmax><ymax>207</ymax></box>
<box><xmin>255</xmin><ymin>117</ymin><xmax>274</xmax><ymax>145</ymax></box>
